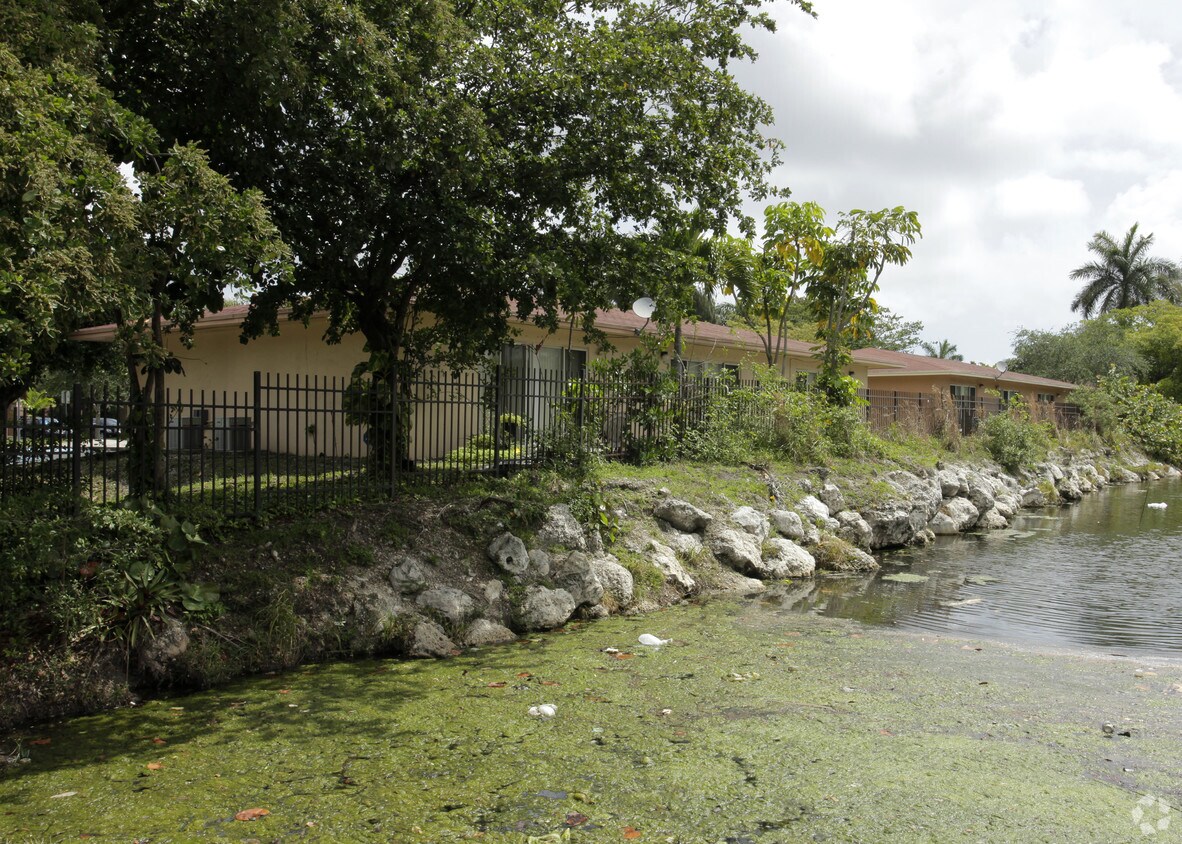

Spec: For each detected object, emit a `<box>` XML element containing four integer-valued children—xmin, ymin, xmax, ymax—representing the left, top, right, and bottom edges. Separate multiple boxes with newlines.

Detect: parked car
<box><xmin>91</xmin><ymin>417</ymin><xmax>121</xmax><ymax>438</ymax></box>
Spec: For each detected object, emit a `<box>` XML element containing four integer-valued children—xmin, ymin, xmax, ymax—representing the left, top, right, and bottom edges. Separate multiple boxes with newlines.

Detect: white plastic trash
<box><xmin>528</xmin><ymin>704</ymin><xmax>557</xmax><ymax>718</ymax></box>
<box><xmin>638</xmin><ymin>634</ymin><xmax>670</xmax><ymax>647</ymax></box>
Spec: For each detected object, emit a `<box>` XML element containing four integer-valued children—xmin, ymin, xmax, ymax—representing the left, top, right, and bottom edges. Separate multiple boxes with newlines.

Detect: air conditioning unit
<box><xmin>213</xmin><ymin>417</ymin><xmax>252</xmax><ymax>452</ymax></box>
<box><xmin>166</xmin><ymin>417</ymin><xmax>205</xmax><ymax>451</ymax></box>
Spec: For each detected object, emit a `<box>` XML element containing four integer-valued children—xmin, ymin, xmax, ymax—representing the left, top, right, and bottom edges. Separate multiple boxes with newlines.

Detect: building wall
<box><xmin>141</xmin><ymin>315</ymin><xmax>870</xmax><ymax>459</ymax></box>
<box><xmin>864</xmin><ymin>374</ymin><xmax>1068</xmax><ymax>404</ymax></box>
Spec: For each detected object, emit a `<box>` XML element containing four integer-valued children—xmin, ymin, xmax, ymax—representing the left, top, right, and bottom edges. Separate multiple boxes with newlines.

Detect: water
<box><xmin>787</xmin><ymin>478</ymin><xmax>1182</xmax><ymax>657</ymax></box>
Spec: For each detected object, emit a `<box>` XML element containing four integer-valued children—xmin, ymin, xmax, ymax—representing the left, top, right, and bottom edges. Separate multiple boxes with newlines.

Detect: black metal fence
<box><xmin>1</xmin><ymin>370</ymin><xmax>1081</xmax><ymax>516</ymax></box>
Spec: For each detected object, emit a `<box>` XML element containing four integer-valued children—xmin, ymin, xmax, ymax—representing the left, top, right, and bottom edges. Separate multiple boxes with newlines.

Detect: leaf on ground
<box><xmin>29</xmin><ymin>738</ymin><xmax>50</xmax><ymax>746</ymax></box>
<box><xmin>146</xmin><ymin>762</ymin><xmax>163</xmax><ymax>771</ymax></box>
<box><xmin>879</xmin><ymin>729</ymin><xmax>894</xmax><ymax>736</ymax></box>
<box><xmin>517</xmin><ymin>672</ymin><xmax>532</xmax><ymax>679</ymax></box>
<box><xmin>278</xmin><ymin>689</ymin><xmax>291</xmax><ymax>695</ymax></box>
<box><xmin>622</xmin><ymin>825</ymin><xmax>642</xmax><ymax>839</ymax></box>
<box><xmin>881</xmin><ymin>573</ymin><xmax>928</xmax><ymax>583</ymax></box>
<box><xmin>234</xmin><ymin>807</ymin><xmax>270</xmax><ymax>821</ymax></box>
<box><xmin>151</xmin><ymin>738</ymin><xmax>167</xmax><ymax>746</ymax></box>
<box><xmin>50</xmin><ymin>791</ymin><xmax>77</xmax><ymax>798</ymax></box>
<box><xmin>487</xmin><ymin>681</ymin><xmax>507</xmax><ymax>688</ymax></box>
<box><xmin>565</xmin><ymin>812</ymin><xmax>589</xmax><ymax>826</ymax></box>
<box><xmin>613</xmin><ymin>653</ymin><xmax>635</xmax><ymax>660</ymax></box>
<box><xmin>541</xmin><ymin>680</ymin><xmax>560</xmax><ymax>686</ymax></box>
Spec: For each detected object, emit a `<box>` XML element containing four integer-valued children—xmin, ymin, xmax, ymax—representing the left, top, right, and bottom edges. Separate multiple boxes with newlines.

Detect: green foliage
<box><xmin>720</xmin><ymin>201</ymin><xmax>831</xmax><ymax>369</ymax></box>
<box><xmin>1009</xmin><ymin>318</ymin><xmax>1146</xmax><ymax>386</ymax></box>
<box><xmin>919</xmin><ymin>339</ymin><xmax>963</xmax><ymax>360</ymax></box>
<box><xmin>1070</xmin><ymin>224</ymin><xmax>1182</xmax><ymax>318</ymax></box>
<box><xmin>106</xmin><ymin>0</ymin><xmax>814</xmax><ymax>381</ymax></box>
<box><xmin>684</xmin><ymin>365</ymin><xmax>876</xmax><ymax>465</ymax></box>
<box><xmin>979</xmin><ymin>398</ymin><xmax>1050</xmax><ymax>472</ymax></box>
<box><xmin>0</xmin><ymin>493</ymin><xmax>218</xmax><ymax>648</ymax></box>
<box><xmin>591</xmin><ymin>343</ymin><xmax>679</xmax><ymax>465</ymax></box>
<box><xmin>810</xmin><ymin>207</ymin><xmax>922</xmax><ymax>403</ymax></box>
<box><xmin>1091</xmin><ymin>373</ymin><xmax>1182</xmax><ymax>465</ymax></box>
<box><xmin>851</xmin><ymin>307</ymin><xmax>924</xmax><ymax>352</ymax></box>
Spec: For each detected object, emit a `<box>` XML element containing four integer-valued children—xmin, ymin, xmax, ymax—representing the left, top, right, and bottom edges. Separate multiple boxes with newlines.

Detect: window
<box><xmin>685</xmin><ymin>360</ymin><xmax>738</xmax><ymax>379</ymax></box>
<box><xmin>949</xmin><ymin>385</ymin><xmax>976</xmax><ymax>401</ymax></box>
<box><xmin>1000</xmin><ymin>389</ymin><xmax>1019</xmax><ymax>405</ymax></box>
<box><xmin>794</xmin><ymin>371</ymin><xmax>817</xmax><ymax>391</ymax></box>
<box><xmin>1036</xmin><ymin>393</ymin><xmax>1056</xmax><ymax>404</ymax></box>
<box><xmin>501</xmin><ymin>344</ymin><xmax>586</xmax><ymax>379</ymax></box>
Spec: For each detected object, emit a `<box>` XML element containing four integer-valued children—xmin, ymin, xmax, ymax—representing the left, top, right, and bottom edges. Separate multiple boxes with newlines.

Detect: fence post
<box><xmin>253</xmin><ymin>371</ymin><xmax>262</xmax><ymax>519</ymax></box>
<box><xmin>70</xmin><ymin>382</ymin><xmax>83</xmax><ymax>511</ymax></box>
<box><xmin>492</xmin><ymin>364</ymin><xmax>503</xmax><ymax>475</ymax></box>
<box><xmin>389</xmin><ymin>368</ymin><xmax>398</xmax><ymax>497</ymax></box>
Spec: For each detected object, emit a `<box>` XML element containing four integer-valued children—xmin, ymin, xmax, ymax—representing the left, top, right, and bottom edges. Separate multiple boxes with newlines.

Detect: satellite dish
<box><xmin>632</xmin><ymin>297</ymin><xmax>655</xmax><ymax>319</ymax></box>
<box><xmin>996</xmin><ymin>361</ymin><xmax>1009</xmax><ymax>374</ymax></box>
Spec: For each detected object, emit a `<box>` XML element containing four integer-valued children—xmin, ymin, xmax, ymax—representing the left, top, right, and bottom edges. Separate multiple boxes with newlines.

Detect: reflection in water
<box><xmin>777</xmin><ymin>478</ymin><xmax>1182</xmax><ymax>657</ymax></box>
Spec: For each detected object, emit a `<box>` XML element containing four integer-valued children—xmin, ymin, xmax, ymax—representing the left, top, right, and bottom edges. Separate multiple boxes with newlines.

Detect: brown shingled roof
<box><xmin>858</xmin><ymin>346</ymin><xmax>1077</xmax><ymax>391</ymax></box>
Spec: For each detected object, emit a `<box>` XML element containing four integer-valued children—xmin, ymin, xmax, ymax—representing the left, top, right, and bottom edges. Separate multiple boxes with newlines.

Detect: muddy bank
<box><xmin>3</xmin><ymin>598</ymin><xmax>1180</xmax><ymax>842</ymax></box>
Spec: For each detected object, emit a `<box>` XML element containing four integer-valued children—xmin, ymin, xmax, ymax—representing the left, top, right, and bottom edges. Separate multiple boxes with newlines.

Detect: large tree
<box><xmin>722</xmin><ymin>201</ymin><xmax>829</xmax><ymax>371</ymax></box>
<box><xmin>810</xmin><ymin>206</ymin><xmax>921</xmax><ymax>401</ymax></box>
<box><xmin>103</xmin><ymin>0</ymin><xmax>814</xmax><ymax>390</ymax></box>
<box><xmin>850</xmin><ymin>306</ymin><xmax>923</xmax><ymax>352</ymax></box>
<box><xmin>1009</xmin><ymin>319</ymin><xmax>1146</xmax><ymax>386</ymax></box>
<box><xmin>1</xmin><ymin>1</ymin><xmax>289</xmax><ymax>495</ymax></box>
<box><xmin>1070</xmin><ymin>224</ymin><xmax>1182</xmax><ymax>318</ymax></box>
<box><xmin>0</xmin><ymin>7</ymin><xmax>143</xmax><ymax>408</ymax></box>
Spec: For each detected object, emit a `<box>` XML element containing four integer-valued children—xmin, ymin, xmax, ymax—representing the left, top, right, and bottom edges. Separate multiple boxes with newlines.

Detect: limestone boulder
<box><xmin>964</xmin><ymin>472</ymin><xmax>996</xmax><ymax>513</ymax></box>
<box><xmin>796</xmin><ymin>495</ymin><xmax>830</xmax><ymax>524</ymax></box>
<box><xmin>416</xmin><ymin>587</ymin><xmax>477</xmax><ymax>626</ymax></box>
<box><xmin>408</xmin><ymin>619</ymin><xmax>456</xmax><ymax>658</ymax></box>
<box><xmin>975</xmin><ymin>508</ymin><xmax>1009</xmax><ymax>530</ymax></box>
<box><xmin>730</xmin><ymin>506</ymin><xmax>770</xmax><ymax>542</ymax></box>
<box><xmin>759</xmin><ymin>538</ymin><xmax>816</xmax><ymax>578</ymax></box>
<box><xmin>819</xmin><ymin>483</ymin><xmax>846</xmax><ymax>514</ymax></box>
<box><xmin>389</xmin><ymin>554</ymin><xmax>432</xmax><ymax>595</ymax></box>
<box><xmin>656</xmin><ymin>524</ymin><xmax>704</xmax><ymax>557</ymax></box>
<box><xmin>834</xmin><ymin>510</ymin><xmax>873</xmax><ymax>550</ymax></box>
<box><xmin>887</xmin><ymin>471</ymin><xmax>943</xmax><ymax>512</ymax></box>
<box><xmin>550</xmin><ymin>552</ymin><xmax>605</xmax><ymax>607</ymax></box>
<box><xmin>811</xmin><ymin>536</ymin><xmax>880</xmax><ymax>572</ymax></box>
<box><xmin>515</xmin><ymin>585</ymin><xmax>577</xmax><ymax>631</ymax></box>
<box><xmin>534</xmin><ymin>504</ymin><xmax>587</xmax><ymax>551</ymax></box>
<box><xmin>1056</xmin><ymin>476</ymin><xmax>1083</xmax><ymax>501</ymax></box>
<box><xmin>705</xmin><ymin>523</ymin><xmax>763</xmax><ymax>575</ymax></box>
<box><xmin>139</xmin><ymin>618</ymin><xmax>189</xmax><ymax>680</ymax></box>
<box><xmin>769</xmin><ymin>509</ymin><xmax>804</xmax><ymax>541</ymax></box>
<box><xmin>653</xmin><ymin>498</ymin><xmax>713</xmax><ymax>533</ymax></box>
<box><xmin>937</xmin><ymin>468</ymin><xmax>965</xmax><ymax>499</ymax></box>
<box><xmin>647</xmin><ymin>540</ymin><xmax>697</xmax><ymax>595</ymax></box>
<box><xmin>487</xmin><ymin>532</ymin><xmax>530</xmax><ymax>575</ymax></box>
<box><xmin>463</xmin><ymin>618</ymin><xmax>518</xmax><ymax>647</ymax></box>
<box><xmin>928</xmin><ymin>497</ymin><xmax>980</xmax><ymax>535</ymax></box>
<box><xmin>527</xmin><ymin>549</ymin><xmax>551</xmax><ymax>578</ymax></box>
<box><xmin>590</xmin><ymin>555</ymin><xmax>635</xmax><ymax>608</ymax></box>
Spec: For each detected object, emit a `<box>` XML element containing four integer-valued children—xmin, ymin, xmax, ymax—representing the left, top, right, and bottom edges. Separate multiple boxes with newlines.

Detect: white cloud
<box><xmin>994</xmin><ymin>174</ymin><xmax>1089</xmax><ymax>219</ymax></box>
<box><xmin>735</xmin><ymin>0</ymin><xmax>1182</xmax><ymax>363</ymax></box>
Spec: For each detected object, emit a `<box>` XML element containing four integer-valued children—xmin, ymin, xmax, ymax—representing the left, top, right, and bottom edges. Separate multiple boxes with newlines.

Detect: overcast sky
<box><xmin>733</xmin><ymin>0</ymin><xmax>1182</xmax><ymax>364</ymax></box>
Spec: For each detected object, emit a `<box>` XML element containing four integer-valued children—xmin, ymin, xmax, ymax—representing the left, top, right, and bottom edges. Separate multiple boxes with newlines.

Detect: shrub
<box><xmin>980</xmin><ymin>398</ymin><xmax>1050</xmax><ymax>472</ymax></box>
<box><xmin>1094</xmin><ymin>373</ymin><xmax>1182</xmax><ymax>465</ymax></box>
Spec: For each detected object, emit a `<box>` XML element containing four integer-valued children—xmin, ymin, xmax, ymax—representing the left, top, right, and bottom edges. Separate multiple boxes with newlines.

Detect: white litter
<box><xmin>528</xmin><ymin>704</ymin><xmax>557</xmax><ymax>718</ymax></box>
<box><xmin>638</xmin><ymin>634</ymin><xmax>670</xmax><ymax>647</ymax></box>
<box><xmin>1148</xmin><ymin>502</ymin><xmax>1168</xmax><ymax>509</ymax></box>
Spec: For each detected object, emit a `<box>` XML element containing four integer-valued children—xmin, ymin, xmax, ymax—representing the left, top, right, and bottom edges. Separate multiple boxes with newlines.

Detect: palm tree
<box><xmin>1070</xmin><ymin>224</ymin><xmax>1182</xmax><ymax>318</ymax></box>
<box><xmin>920</xmin><ymin>339</ymin><xmax>963</xmax><ymax>360</ymax></box>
